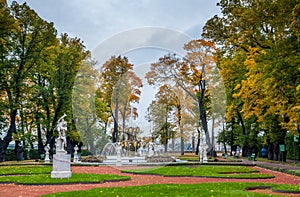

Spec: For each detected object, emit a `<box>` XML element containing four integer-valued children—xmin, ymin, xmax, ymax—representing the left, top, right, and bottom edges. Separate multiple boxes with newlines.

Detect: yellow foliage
<box><xmin>234</xmin><ymin>83</ymin><xmax>241</xmax><ymax>91</ymax></box>
<box><xmin>225</xmin><ymin>104</ymin><xmax>235</xmax><ymax>122</ymax></box>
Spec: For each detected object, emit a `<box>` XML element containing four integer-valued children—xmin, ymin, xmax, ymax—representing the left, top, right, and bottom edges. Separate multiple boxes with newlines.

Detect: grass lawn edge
<box><xmin>121</xmin><ymin>170</ymin><xmax>275</xmax><ymax>179</ymax></box>
<box><xmin>0</xmin><ymin>173</ymin><xmax>131</xmax><ymax>185</ymax></box>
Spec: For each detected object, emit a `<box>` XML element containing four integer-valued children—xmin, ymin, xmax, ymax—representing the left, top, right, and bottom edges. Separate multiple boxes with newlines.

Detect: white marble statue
<box><xmin>44</xmin><ymin>144</ymin><xmax>50</xmax><ymax>163</ymax></box>
<box><xmin>199</xmin><ymin>130</ymin><xmax>208</xmax><ymax>163</ymax></box>
<box><xmin>74</xmin><ymin>145</ymin><xmax>79</xmax><ymax>163</ymax></box>
<box><xmin>56</xmin><ymin>114</ymin><xmax>67</xmax><ymax>152</ymax></box>
<box><xmin>148</xmin><ymin>141</ymin><xmax>155</xmax><ymax>157</ymax></box>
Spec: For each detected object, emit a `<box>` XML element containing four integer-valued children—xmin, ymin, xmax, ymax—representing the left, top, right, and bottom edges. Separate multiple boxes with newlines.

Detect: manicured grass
<box><xmin>42</xmin><ymin>182</ymin><xmax>300</xmax><ymax>197</ymax></box>
<box><xmin>122</xmin><ymin>165</ymin><xmax>275</xmax><ymax>179</ymax></box>
<box><xmin>0</xmin><ymin>165</ymin><xmax>52</xmax><ymax>175</ymax></box>
<box><xmin>270</xmin><ymin>184</ymin><xmax>300</xmax><ymax>193</ymax></box>
<box><xmin>0</xmin><ymin>164</ymin><xmax>130</xmax><ymax>184</ymax></box>
<box><xmin>0</xmin><ymin>173</ymin><xmax>130</xmax><ymax>185</ymax></box>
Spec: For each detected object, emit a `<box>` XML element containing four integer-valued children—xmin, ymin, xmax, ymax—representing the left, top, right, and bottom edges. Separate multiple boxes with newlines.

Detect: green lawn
<box><xmin>42</xmin><ymin>182</ymin><xmax>300</xmax><ymax>197</ymax></box>
<box><xmin>122</xmin><ymin>165</ymin><xmax>274</xmax><ymax>179</ymax></box>
<box><xmin>0</xmin><ymin>165</ymin><xmax>130</xmax><ymax>184</ymax></box>
<box><xmin>0</xmin><ymin>173</ymin><xmax>130</xmax><ymax>184</ymax></box>
<box><xmin>1</xmin><ymin>164</ymin><xmax>299</xmax><ymax>196</ymax></box>
<box><xmin>178</xmin><ymin>156</ymin><xmax>199</xmax><ymax>161</ymax></box>
<box><xmin>0</xmin><ymin>165</ymin><xmax>52</xmax><ymax>175</ymax></box>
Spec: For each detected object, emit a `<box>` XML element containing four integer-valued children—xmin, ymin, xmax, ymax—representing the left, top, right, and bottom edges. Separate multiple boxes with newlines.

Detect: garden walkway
<box><xmin>0</xmin><ymin>164</ymin><xmax>299</xmax><ymax>197</ymax></box>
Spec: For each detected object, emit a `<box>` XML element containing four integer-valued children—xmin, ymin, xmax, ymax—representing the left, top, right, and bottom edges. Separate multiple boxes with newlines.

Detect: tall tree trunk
<box><xmin>211</xmin><ymin>117</ymin><xmax>215</xmax><ymax>155</ymax></box>
<box><xmin>230</xmin><ymin>120</ymin><xmax>235</xmax><ymax>156</ymax></box>
<box><xmin>14</xmin><ymin>140</ymin><xmax>24</xmax><ymax>161</ymax></box>
<box><xmin>164</xmin><ymin>127</ymin><xmax>168</xmax><ymax>153</ymax></box>
<box><xmin>113</xmin><ymin>98</ymin><xmax>119</xmax><ymax>143</ymax></box>
<box><xmin>0</xmin><ymin>109</ymin><xmax>17</xmax><ymax>161</ymax></box>
<box><xmin>198</xmin><ymin>97</ymin><xmax>210</xmax><ymax>147</ymax></box>
<box><xmin>172</xmin><ymin>136</ymin><xmax>175</xmax><ymax>152</ymax></box>
<box><xmin>180</xmin><ymin>131</ymin><xmax>184</xmax><ymax>155</ymax></box>
<box><xmin>197</xmin><ymin>69</ymin><xmax>212</xmax><ymax>150</ymax></box>
<box><xmin>236</xmin><ymin>109</ymin><xmax>248</xmax><ymax>157</ymax></box>
<box><xmin>195</xmin><ymin>128</ymin><xmax>200</xmax><ymax>155</ymax></box>
<box><xmin>165</xmin><ymin>109</ymin><xmax>168</xmax><ymax>153</ymax></box>
<box><xmin>267</xmin><ymin>138</ymin><xmax>273</xmax><ymax>160</ymax></box>
<box><xmin>192</xmin><ymin>135</ymin><xmax>195</xmax><ymax>153</ymax></box>
<box><xmin>36</xmin><ymin>119</ymin><xmax>44</xmax><ymax>155</ymax></box>
<box><xmin>177</xmin><ymin>105</ymin><xmax>184</xmax><ymax>155</ymax></box>
<box><xmin>223</xmin><ymin>142</ymin><xmax>227</xmax><ymax>155</ymax></box>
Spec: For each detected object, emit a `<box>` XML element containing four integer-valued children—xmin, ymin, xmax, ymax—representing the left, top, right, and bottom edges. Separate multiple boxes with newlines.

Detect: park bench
<box><xmin>248</xmin><ymin>153</ymin><xmax>255</xmax><ymax>161</ymax></box>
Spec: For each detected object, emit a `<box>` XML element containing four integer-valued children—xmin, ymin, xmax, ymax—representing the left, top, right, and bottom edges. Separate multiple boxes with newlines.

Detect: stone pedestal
<box><xmin>51</xmin><ymin>151</ymin><xmax>72</xmax><ymax>178</ymax></box>
<box><xmin>44</xmin><ymin>152</ymin><xmax>50</xmax><ymax>164</ymax></box>
<box><xmin>74</xmin><ymin>154</ymin><xmax>79</xmax><ymax>163</ymax></box>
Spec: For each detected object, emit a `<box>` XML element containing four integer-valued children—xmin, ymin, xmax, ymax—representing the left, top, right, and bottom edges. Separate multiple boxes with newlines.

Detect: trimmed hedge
<box><xmin>4</xmin><ymin>149</ymin><xmax>40</xmax><ymax>161</ymax></box>
<box><xmin>257</xmin><ymin>164</ymin><xmax>300</xmax><ymax>177</ymax></box>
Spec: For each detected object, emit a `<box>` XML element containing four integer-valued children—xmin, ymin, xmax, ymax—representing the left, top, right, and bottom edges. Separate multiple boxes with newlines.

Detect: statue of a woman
<box><xmin>56</xmin><ymin>114</ymin><xmax>67</xmax><ymax>151</ymax></box>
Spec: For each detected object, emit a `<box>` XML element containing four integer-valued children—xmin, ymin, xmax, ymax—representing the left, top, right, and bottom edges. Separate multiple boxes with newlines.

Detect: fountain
<box><xmin>99</xmin><ymin>106</ymin><xmax>177</xmax><ymax>165</ymax></box>
<box><xmin>100</xmin><ymin>137</ymin><xmax>177</xmax><ymax>165</ymax></box>
<box><xmin>101</xmin><ymin>142</ymin><xmax>147</xmax><ymax>165</ymax></box>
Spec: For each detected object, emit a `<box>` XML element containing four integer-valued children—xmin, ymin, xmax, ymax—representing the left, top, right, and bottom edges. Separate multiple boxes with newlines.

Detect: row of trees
<box><xmin>0</xmin><ymin>2</ymin><xmax>144</xmax><ymax>159</ymax></box>
<box><xmin>202</xmin><ymin>0</ymin><xmax>300</xmax><ymax>160</ymax></box>
<box><xmin>145</xmin><ymin>40</ymin><xmax>226</xmax><ymax>155</ymax></box>
<box><xmin>0</xmin><ymin>1</ymin><xmax>90</xmax><ymax>161</ymax></box>
<box><xmin>72</xmin><ymin>55</ymin><xmax>143</xmax><ymax>155</ymax></box>
<box><xmin>94</xmin><ymin>56</ymin><xmax>143</xmax><ymax>145</ymax></box>
<box><xmin>142</xmin><ymin>0</ymin><xmax>299</xmax><ymax>160</ymax></box>
<box><xmin>93</xmin><ymin>1</ymin><xmax>299</xmax><ymax>161</ymax></box>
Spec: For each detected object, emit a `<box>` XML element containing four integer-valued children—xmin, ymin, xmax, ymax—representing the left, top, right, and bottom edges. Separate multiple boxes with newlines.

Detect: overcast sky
<box><xmin>7</xmin><ymin>0</ymin><xmax>220</xmax><ymax>50</ymax></box>
<box><xmin>7</xmin><ymin>0</ymin><xmax>222</xmax><ymax>136</ymax></box>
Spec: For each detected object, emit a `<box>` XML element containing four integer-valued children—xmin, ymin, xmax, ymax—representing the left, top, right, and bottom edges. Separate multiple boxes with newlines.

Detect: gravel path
<box><xmin>0</xmin><ymin>165</ymin><xmax>299</xmax><ymax>197</ymax></box>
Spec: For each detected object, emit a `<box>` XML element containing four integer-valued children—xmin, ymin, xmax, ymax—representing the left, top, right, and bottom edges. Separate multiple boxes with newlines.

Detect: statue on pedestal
<box><xmin>51</xmin><ymin>114</ymin><xmax>72</xmax><ymax>178</ymax></box>
<box><xmin>74</xmin><ymin>145</ymin><xmax>79</xmax><ymax>163</ymax></box>
<box><xmin>199</xmin><ymin>130</ymin><xmax>208</xmax><ymax>163</ymax></box>
<box><xmin>44</xmin><ymin>144</ymin><xmax>50</xmax><ymax>163</ymax></box>
<box><xmin>56</xmin><ymin>114</ymin><xmax>67</xmax><ymax>152</ymax></box>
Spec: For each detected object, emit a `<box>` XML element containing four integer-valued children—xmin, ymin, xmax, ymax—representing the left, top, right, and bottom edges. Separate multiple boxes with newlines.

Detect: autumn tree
<box><xmin>95</xmin><ymin>88</ymin><xmax>111</xmax><ymax>133</ymax></box>
<box><xmin>171</xmin><ymin>86</ymin><xmax>186</xmax><ymax>155</ymax></box>
<box><xmin>209</xmin><ymin>65</ymin><xmax>226</xmax><ymax>150</ymax></box>
<box><xmin>0</xmin><ymin>2</ymin><xmax>57</xmax><ymax>161</ymax></box>
<box><xmin>147</xmin><ymin>94</ymin><xmax>174</xmax><ymax>152</ymax></box>
<box><xmin>96</xmin><ymin>56</ymin><xmax>142</xmax><ymax>143</ymax></box>
<box><xmin>72</xmin><ymin>57</ymin><xmax>100</xmax><ymax>154</ymax></box>
<box><xmin>0</xmin><ymin>2</ymin><xmax>90</xmax><ymax>161</ymax></box>
<box><xmin>203</xmin><ymin>0</ymin><xmax>300</xmax><ymax>160</ymax></box>
<box><xmin>217</xmin><ymin>51</ymin><xmax>252</xmax><ymax>156</ymax></box>
<box><xmin>183</xmin><ymin>40</ymin><xmax>216</xmax><ymax>154</ymax></box>
<box><xmin>146</xmin><ymin>39</ymin><xmax>217</xmax><ymax>153</ymax></box>
<box><xmin>116</xmin><ymin>71</ymin><xmax>142</xmax><ymax>140</ymax></box>
<box><xmin>181</xmin><ymin>92</ymin><xmax>200</xmax><ymax>152</ymax></box>
<box><xmin>48</xmin><ymin>34</ymin><xmax>89</xmax><ymax>155</ymax></box>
